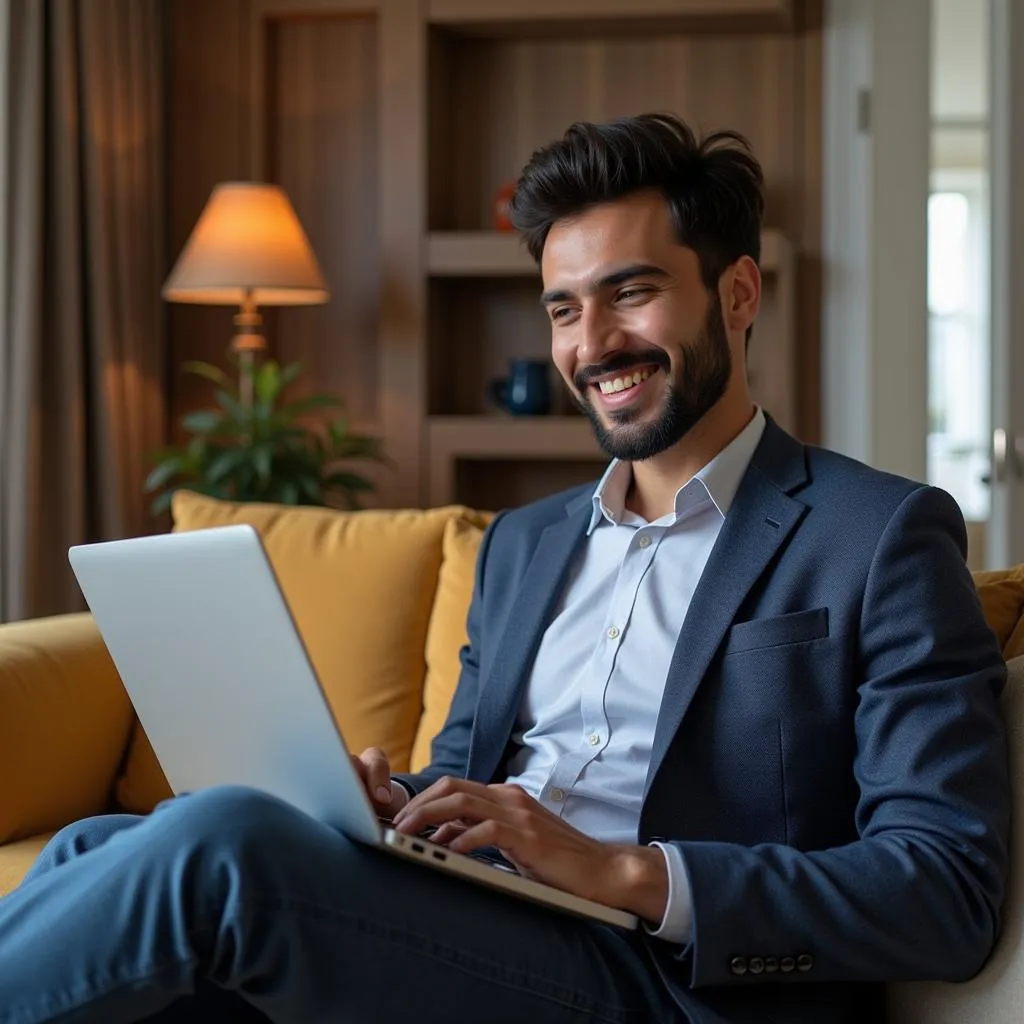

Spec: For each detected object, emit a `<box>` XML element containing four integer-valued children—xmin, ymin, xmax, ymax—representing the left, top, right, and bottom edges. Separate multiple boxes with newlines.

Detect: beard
<box><xmin>573</xmin><ymin>296</ymin><xmax>733</xmax><ymax>462</ymax></box>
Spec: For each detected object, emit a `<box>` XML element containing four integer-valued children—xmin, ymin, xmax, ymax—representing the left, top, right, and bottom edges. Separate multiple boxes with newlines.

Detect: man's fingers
<box><xmin>430</xmin><ymin>821</ymin><xmax>468</xmax><ymax>846</ymax></box>
<box><xmin>358</xmin><ymin>747</ymin><xmax>392</xmax><ymax>804</ymax></box>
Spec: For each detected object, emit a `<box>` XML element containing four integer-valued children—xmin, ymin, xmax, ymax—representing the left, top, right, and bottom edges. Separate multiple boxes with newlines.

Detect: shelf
<box><xmin>428</xmin><ymin>415</ymin><xmax>600</xmax><ymax>458</ymax></box>
<box><xmin>428</xmin><ymin>0</ymin><xmax>794</xmax><ymax>36</ymax></box>
<box><xmin>427</xmin><ymin>228</ymin><xmax>789</xmax><ymax>277</ymax></box>
<box><xmin>427</xmin><ymin>415</ymin><xmax>606</xmax><ymax>505</ymax></box>
<box><xmin>427</xmin><ymin>232</ymin><xmax>537</xmax><ymax>276</ymax></box>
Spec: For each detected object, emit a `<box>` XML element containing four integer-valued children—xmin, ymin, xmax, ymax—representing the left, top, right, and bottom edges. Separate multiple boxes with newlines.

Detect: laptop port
<box><xmin>411</xmin><ymin>842</ymin><xmax>424</xmax><ymax>854</ymax></box>
<box><xmin>432</xmin><ymin>850</ymin><xmax>447</xmax><ymax>861</ymax></box>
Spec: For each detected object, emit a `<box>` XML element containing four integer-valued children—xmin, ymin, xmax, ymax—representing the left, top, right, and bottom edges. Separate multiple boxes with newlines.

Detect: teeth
<box><xmin>598</xmin><ymin>368</ymin><xmax>653</xmax><ymax>395</ymax></box>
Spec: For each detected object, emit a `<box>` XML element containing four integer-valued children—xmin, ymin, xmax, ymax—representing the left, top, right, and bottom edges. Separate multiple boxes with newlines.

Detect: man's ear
<box><xmin>721</xmin><ymin>256</ymin><xmax>761</xmax><ymax>336</ymax></box>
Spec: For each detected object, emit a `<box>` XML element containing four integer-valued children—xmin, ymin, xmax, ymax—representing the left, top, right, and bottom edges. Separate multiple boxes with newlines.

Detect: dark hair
<box><xmin>509</xmin><ymin>113</ymin><xmax>765</xmax><ymax>293</ymax></box>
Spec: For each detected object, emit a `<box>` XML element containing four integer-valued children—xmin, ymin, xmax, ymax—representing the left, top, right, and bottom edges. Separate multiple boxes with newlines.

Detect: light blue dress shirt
<box><xmin>503</xmin><ymin>407</ymin><xmax>767</xmax><ymax>943</ymax></box>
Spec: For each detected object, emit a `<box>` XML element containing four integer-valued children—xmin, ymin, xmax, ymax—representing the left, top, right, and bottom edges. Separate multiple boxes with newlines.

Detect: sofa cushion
<box><xmin>114</xmin><ymin>492</ymin><xmax>474</xmax><ymax>813</ymax></box>
<box><xmin>886</xmin><ymin>654</ymin><xmax>1024</xmax><ymax>1023</ymax></box>
<box><xmin>972</xmin><ymin>563</ymin><xmax>1024</xmax><ymax>660</ymax></box>
<box><xmin>410</xmin><ymin>514</ymin><xmax>492</xmax><ymax>773</ymax></box>
<box><xmin>0</xmin><ymin>832</ymin><xmax>55</xmax><ymax>898</ymax></box>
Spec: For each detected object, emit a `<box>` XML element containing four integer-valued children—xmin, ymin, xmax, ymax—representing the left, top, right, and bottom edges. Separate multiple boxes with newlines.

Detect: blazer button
<box><xmin>780</xmin><ymin>956</ymin><xmax>796</xmax><ymax>973</ymax></box>
<box><xmin>797</xmin><ymin>953</ymin><xmax>815</xmax><ymax>973</ymax></box>
<box><xmin>763</xmin><ymin>957</ymin><xmax>779</xmax><ymax>974</ymax></box>
<box><xmin>729</xmin><ymin>956</ymin><xmax>748</xmax><ymax>976</ymax></box>
<box><xmin>748</xmin><ymin>957</ymin><xmax>765</xmax><ymax>975</ymax></box>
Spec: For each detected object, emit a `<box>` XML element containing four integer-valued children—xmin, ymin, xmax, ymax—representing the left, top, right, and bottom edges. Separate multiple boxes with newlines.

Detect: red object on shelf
<box><xmin>493</xmin><ymin>181</ymin><xmax>517</xmax><ymax>232</ymax></box>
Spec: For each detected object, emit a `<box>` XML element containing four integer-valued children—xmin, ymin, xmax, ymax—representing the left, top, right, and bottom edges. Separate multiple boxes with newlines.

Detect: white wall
<box><xmin>822</xmin><ymin>0</ymin><xmax>931</xmax><ymax>483</ymax></box>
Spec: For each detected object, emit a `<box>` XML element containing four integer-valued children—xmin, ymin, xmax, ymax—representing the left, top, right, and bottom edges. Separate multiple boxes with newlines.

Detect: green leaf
<box><xmin>253</xmin><ymin>444</ymin><xmax>273</xmax><ymax>483</ymax></box>
<box><xmin>206</xmin><ymin>448</ymin><xmax>250</xmax><ymax>484</ymax></box>
<box><xmin>279</xmin><ymin>480</ymin><xmax>300</xmax><ymax>505</ymax></box>
<box><xmin>282</xmin><ymin>394</ymin><xmax>345</xmax><ymax>419</ymax></box>
<box><xmin>326</xmin><ymin>471</ymin><xmax>375</xmax><ymax>493</ymax></box>
<box><xmin>255</xmin><ymin>361</ymin><xmax>281</xmax><ymax>405</ymax></box>
<box><xmin>143</xmin><ymin>457</ymin><xmax>183</xmax><ymax>492</ymax></box>
<box><xmin>279</xmin><ymin>361</ymin><xmax>304</xmax><ymax>390</ymax></box>
<box><xmin>183</xmin><ymin>361</ymin><xmax>233</xmax><ymax>390</ymax></box>
<box><xmin>215</xmin><ymin>390</ymin><xmax>247</xmax><ymax>422</ymax></box>
<box><xmin>181</xmin><ymin>410</ymin><xmax>226</xmax><ymax>435</ymax></box>
<box><xmin>149</xmin><ymin>489</ymin><xmax>177</xmax><ymax>516</ymax></box>
<box><xmin>297</xmin><ymin>474</ymin><xmax>323</xmax><ymax>504</ymax></box>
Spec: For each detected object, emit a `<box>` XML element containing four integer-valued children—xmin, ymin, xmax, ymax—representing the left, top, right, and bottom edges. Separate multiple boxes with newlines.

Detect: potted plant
<box><xmin>144</xmin><ymin>359</ymin><xmax>388</xmax><ymax>515</ymax></box>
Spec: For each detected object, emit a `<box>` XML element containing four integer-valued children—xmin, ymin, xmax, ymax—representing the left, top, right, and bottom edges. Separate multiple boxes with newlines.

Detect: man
<box><xmin>0</xmin><ymin>114</ymin><xmax>1010</xmax><ymax>1024</ymax></box>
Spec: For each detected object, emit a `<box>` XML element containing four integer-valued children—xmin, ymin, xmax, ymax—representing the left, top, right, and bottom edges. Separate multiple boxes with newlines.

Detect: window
<box><xmin>927</xmin><ymin>172</ymin><xmax>990</xmax><ymax>521</ymax></box>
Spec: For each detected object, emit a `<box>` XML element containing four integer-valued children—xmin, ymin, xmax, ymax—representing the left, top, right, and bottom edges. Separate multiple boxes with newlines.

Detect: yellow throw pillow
<box><xmin>114</xmin><ymin>492</ymin><xmax>473</xmax><ymax>813</ymax></box>
<box><xmin>410</xmin><ymin>513</ymin><xmax>492</xmax><ymax>773</ymax></box>
<box><xmin>973</xmin><ymin>564</ymin><xmax>1024</xmax><ymax>659</ymax></box>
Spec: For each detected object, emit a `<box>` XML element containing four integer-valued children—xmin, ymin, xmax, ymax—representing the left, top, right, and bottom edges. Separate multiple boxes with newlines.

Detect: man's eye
<box><xmin>551</xmin><ymin>307</ymin><xmax>574</xmax><ymax>321</ymax></box>
<box><xmin>617</xmin><ymin>287</ymin><xmax>650</xmax><ymax>301</ymax></box>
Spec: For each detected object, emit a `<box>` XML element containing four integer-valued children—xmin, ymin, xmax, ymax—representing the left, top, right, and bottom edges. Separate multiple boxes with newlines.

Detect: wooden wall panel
<box><xmin>430</xmin><ymin>32</ymin><xmax>802</xmax><ymax>232</ymax></box>
<box><xmin>266</xmin><ymin>16</ymin><xmax>380</xmax><ymax>426</ymax></box>
<box><xmin>168</xmin><ymin>0</ymin><xmax>253</xmax><ymax>433</ymax></box>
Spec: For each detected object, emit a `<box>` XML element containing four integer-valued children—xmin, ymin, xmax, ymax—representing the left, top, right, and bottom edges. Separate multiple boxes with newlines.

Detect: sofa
<box><xmin>1</xmin><ymin>491</ymin><xmax>1022</xmax><ymax>1022</ymax></box>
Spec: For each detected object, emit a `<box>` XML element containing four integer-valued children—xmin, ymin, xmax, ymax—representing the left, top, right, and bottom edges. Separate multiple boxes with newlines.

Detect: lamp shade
<box><xmin>162</xmin><ymin>182</ymin><xmax>329</xmax><ymax>306</ymax></box>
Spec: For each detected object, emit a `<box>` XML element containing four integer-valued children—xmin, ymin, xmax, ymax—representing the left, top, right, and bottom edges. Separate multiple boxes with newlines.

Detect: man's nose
<box><xmin>577</xmin><ymin>306</ymin><xmax>626</xmax><ymax>366</ymax></box>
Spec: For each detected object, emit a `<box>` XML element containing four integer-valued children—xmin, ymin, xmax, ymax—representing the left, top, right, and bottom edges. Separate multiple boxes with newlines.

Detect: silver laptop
<box><xmin>68</xmin><ymin>524</ymin><xmax>638</xmax><ymax>931</ymax></box>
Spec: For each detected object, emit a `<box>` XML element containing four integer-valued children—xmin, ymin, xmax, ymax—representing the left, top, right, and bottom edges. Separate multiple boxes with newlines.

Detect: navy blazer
<box><xmin>396</xmin><ymin>416</ymin><xmax>1010</xmax><ymax>1024</ymax></box>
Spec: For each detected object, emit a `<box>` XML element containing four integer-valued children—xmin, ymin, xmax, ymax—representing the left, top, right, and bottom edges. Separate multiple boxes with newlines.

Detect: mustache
<box><xmin>574</xmin><ymin>350</ymin><xmax>670</xmax><ymax>391</ymax></box>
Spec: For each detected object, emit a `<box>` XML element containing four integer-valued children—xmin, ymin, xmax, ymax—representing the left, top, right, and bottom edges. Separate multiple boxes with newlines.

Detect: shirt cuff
<box><xmin>644</xmin><ymin>842</ymin><xmax>693</xmax><ymax>945</ymax></box>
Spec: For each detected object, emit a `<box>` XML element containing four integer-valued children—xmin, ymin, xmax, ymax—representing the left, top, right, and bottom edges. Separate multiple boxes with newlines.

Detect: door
<box><xmin>928</xmin><ymin>0</ymin><xmax>1024</xmax><ymax>571</ymax></box>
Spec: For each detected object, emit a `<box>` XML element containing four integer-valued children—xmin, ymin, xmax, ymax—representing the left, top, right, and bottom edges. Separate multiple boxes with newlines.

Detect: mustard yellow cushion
<box><xmin>0</xmin><ymin>832</ymin><xmax>55</xmax><ymax>898</ymax></box>
<box><xmin>973</xmin><ymin>564</ymin><xmax>1024</xmax><ymax>659</ymax></box>
<box><xmin>115</xmin><ymin>492</ymin><xmax>473</xmax><ymax>813</ymax></box>
<box><xmin>410</xmin><ymin>513</ymin><xmax>492</xmax><ymax>773</ymax></box>
<box><xmin>0</xmin><ymin>614</ymin><xmax>132</xmax><ymax>843</ymax></box>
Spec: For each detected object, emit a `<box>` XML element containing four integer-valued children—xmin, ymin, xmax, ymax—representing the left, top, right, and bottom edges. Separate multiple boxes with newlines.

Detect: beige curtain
<box><xmin>0</xmin><ymin>0</ymin><xmax>166</xmax><ymax>622</ymax></box>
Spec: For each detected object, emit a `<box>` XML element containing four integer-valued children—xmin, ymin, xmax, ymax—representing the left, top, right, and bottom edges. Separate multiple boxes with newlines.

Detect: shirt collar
<box><xmin>588</xmin><ymin>406</ymin><xmax>767</xmax><ymax>533</ymax></box>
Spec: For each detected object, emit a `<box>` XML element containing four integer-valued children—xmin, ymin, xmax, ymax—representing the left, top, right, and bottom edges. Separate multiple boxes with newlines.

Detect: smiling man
<box><xmin>0</xmin><ymin>114</ymin><xmax>1011</xmax><ymax>1024</ymax></box>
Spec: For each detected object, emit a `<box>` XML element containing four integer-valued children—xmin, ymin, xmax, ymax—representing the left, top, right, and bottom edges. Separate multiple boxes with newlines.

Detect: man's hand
<box><xmin>352</xmin><ymin>747</ymin><xmax>409</xmax><ymax>820</ymax></box>
<box><xmin>392</xmin><ymin>777</ymin><xmax>668</xmax><ymax>922</ymax></box>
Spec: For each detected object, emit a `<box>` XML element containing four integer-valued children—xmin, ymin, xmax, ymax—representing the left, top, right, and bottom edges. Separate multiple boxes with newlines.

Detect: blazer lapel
<box><xmin>467</xmin><ymin>493</ymin><xmax>592</xmax><ymax>782</ymax></box>
<box><xmin>645</xmin><ymin>420</ymin><xmax>810</xmax><ymax>794</ymax></box>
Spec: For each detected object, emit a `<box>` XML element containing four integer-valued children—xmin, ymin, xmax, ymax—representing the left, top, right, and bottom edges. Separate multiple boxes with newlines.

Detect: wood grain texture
<box><xmin>168</xmin><ymin>0</ymin><xmax>252</xmax><ymax>435</ymax></box>
<box><xmin>265</xmin><ymin>15</ymin><xmax>381</xmax><ymax>426</ymax></box>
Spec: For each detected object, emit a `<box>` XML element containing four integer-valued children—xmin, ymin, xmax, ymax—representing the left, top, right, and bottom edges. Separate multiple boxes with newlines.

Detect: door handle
<box><xmin>993</xmin><ymin>428</ymin><xmax>1008</xmax><ymax>483</ymax></box>
<box><xmin>991</xmin><ymin>428</ymin><xmax>1024</xmax><ymax>483</ymax></box>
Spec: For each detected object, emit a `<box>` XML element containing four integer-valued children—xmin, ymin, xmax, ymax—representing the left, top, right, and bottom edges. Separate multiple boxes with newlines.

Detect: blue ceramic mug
<box><xmin>489</xmin><ymin>359</ymin><xmax>552</xmax><ymax>416</ymax></box>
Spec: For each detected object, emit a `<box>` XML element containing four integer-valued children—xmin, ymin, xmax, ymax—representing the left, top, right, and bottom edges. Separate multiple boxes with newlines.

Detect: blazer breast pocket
<box><xmin>722</xmin><ymin>607</ymin><xmax>830</xmax><ymax>657</ymax></box>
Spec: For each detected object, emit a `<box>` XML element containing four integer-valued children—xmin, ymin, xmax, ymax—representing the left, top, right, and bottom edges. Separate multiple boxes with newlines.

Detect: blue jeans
<box><xmin>0</xmin><ymin>786</ymin><xmax>679</xmax><ymax>1023</ymax></box>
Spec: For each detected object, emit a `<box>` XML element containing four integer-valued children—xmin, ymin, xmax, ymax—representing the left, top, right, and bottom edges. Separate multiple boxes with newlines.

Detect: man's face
<box><xmin>540</xmin><ymin>191</ymin><xmax>734</xmax><ymax>462</ymax></box>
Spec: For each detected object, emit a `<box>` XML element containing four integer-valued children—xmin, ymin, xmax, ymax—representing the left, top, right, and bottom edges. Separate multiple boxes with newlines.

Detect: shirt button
<box><xmin>763</xmin><ymin>957</ymin><xmax>779</xmax><ymax>974</ymax></box>
<box><xmin>549</xmin><ymin>787</ymin><xmax>565</xmax><ymax>802</ymax></box>
<box><xmin>780</xmin><ymin>957</ymin><xmax>796</xmax><ymax>974</ymax></box>
<box><xmin>748</xmin><ymin>957</ymin><xmax>765</xmax><ymax>975</ymax></box>
<box><xmin>588</xmin><ymin>733</ymin><xmax>601</xmax><ymax>746</ymax></box>
<box><xmin>606</xmin><ymin>626</ymin><xmax>620</xmax><ymax>639</ymax></box>
<box><xmin>637</xmin><ymin>535</ymin><xmax>652</xmax><ymax>549</ymax></box>
<box><xmin>796</xmin><ymin>953</ymin><xmax>815</xmax><ymax>973</ymax></box>
<box><xmin>729</xmin><ymin>956</ymin><xmax>748</xmax><ymax>976</ymax></box>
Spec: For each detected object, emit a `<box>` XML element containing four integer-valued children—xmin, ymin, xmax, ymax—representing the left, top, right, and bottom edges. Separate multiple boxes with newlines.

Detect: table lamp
<box><xmin>162</xmin><ymin>181</ymin><xmax>329</xmax><ymax>404</ymax></box>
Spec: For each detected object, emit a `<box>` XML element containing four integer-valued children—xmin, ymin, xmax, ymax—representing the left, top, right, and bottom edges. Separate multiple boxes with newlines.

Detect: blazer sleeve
<box><xmin>392</xmin><ymin>511</ymin><xmax>507</xmax><ymax>796</ymax></box>
<box><xmin>669</xmin><ymin>485</ymin><xmax>1011</xmax><ymax>988</ymax></box>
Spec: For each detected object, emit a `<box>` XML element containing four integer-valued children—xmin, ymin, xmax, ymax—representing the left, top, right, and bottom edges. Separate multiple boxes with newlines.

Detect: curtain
<box><xmin>0</xmin><ymin>0</ymin><xmax>166</xmax><ymax>622</ymax></box>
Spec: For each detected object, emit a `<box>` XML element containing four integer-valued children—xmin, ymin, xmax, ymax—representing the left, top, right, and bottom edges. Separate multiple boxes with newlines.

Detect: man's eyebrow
<box><xmin>539</xmin><ymin>264</ymin><xmax>669</xmax><ymax>305</ymax></box>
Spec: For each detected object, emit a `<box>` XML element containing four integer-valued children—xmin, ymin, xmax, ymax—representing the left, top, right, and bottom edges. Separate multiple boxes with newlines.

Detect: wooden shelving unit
<box><xmin>181</xmin><ymin>0</ymin><xmax>819</xmax><ymax>509</ymax></box>
<box><xmin>428</xmin><ymin>228</ymin><xmax>789</xmax><ymax>277</ymax></box>
<box><xmin>427</xmin><ymin>231</ymin><xmax>536</xmax><ymax>276</ymax></box>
